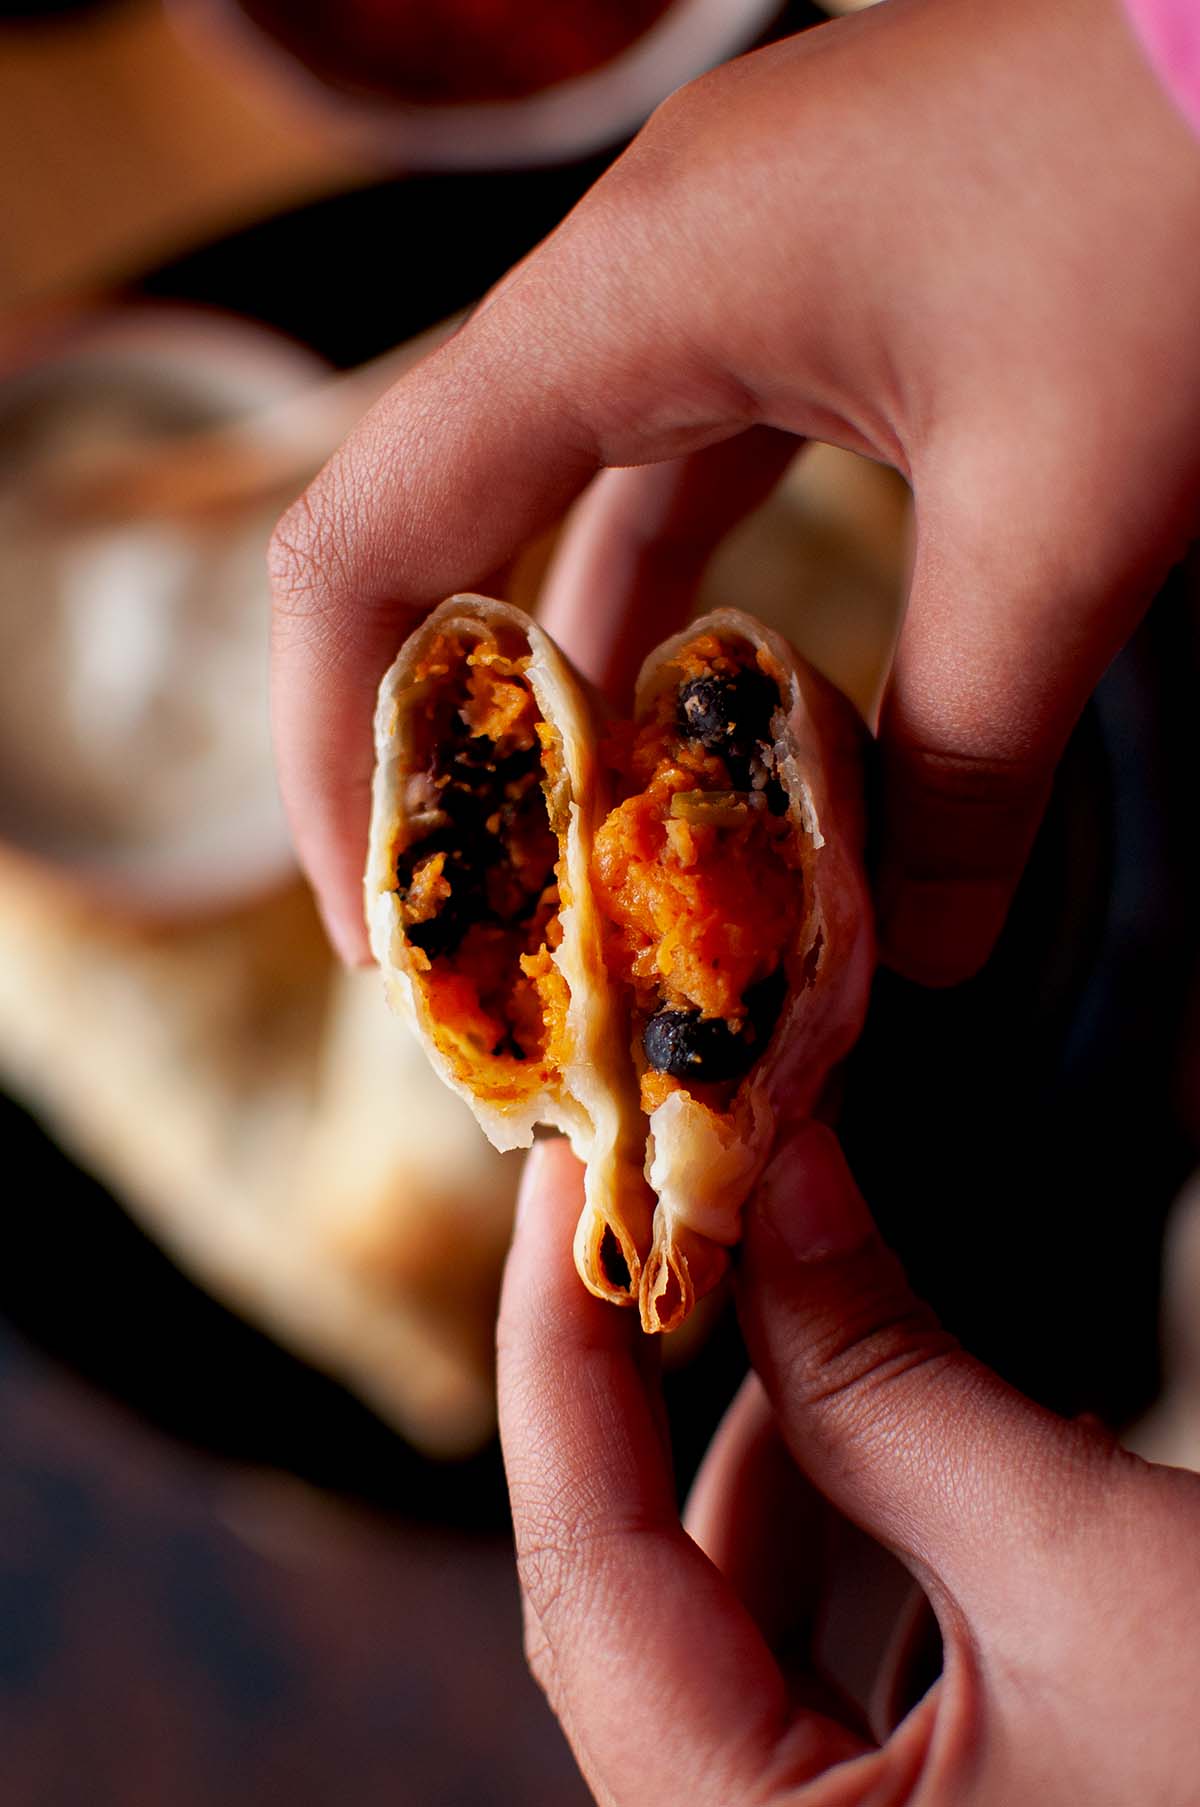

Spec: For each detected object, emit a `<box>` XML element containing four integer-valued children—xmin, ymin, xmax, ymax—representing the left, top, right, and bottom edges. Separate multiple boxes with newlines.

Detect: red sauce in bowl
<box><xmin>235</xmin><ymin>0</ymin><xmax>681</xmax><ymax>106</ymax></box>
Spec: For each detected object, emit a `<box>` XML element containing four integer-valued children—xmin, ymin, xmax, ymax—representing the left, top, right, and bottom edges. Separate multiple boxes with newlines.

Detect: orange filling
<box><xmin>592</xmin><ymin>635</ymin><xmax>799</xmax><ymax>1114</ymax></box>
<box><xmin>395</xmin><ymin>632</ymin><xmax>570</xmax><ymax>1097</ymax></box>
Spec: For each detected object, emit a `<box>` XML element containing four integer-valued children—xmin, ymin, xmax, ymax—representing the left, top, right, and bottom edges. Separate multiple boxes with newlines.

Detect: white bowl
<box><xmin>168</xmin><ymin>0</ymin><xmax>785</xmax><ymax>171</ymax></box>
<box><xmin>0</xmin><ymin>305</ymin><xmax>327</xmax><ymax>920</ymax></box>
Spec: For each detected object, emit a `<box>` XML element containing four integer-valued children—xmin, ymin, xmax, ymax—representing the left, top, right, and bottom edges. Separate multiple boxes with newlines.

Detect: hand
<box><xmin>498</xmin><ymin>1130</ymin><xmax>1200</xmax><ymax>1806</ymax></box>
<box><xmin>270</xmin><ymin>0</ymin><xmax>1200</xmax><ymax>979</ymax></box>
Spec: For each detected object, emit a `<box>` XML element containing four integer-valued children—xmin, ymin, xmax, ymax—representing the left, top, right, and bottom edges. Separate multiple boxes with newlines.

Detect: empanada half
<box><xmin>365</xmin><ymin>595</ymin><xmax>653</xmax><ymax>1306</ymax></box>
<box><xmin>594</xmin><ymin>608</ymin><xmax>873</xmax><ymax>1330</ymax></box>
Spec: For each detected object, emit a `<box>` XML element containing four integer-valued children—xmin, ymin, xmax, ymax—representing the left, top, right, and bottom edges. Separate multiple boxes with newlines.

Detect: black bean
<box><xmin>447</xmin><ymin>733</ymin><xmax>498</xmax><ymax>771</ymax></box>
<box><xmin>642</xmin><ymin>1008</ymin><xmax>748</xmax><ymax>1082</ymax></box>
<box><xmin>428</xmin><ymin>735</ymin><xmax>540</xmax><ymax>828</ymax></box>
<box><xmin>643</xmin><ymin>966</ymin><xmax>787</xmax><ymax>1082</ymax></box>
<box><xmin>397</xmin><ymin>725</ymin><xmax>548</xmax><ymax>961</ymax></box>
<box><xmin>396</xmin><ymin>826</ymin><xmax>495</xmax><ymax>892</ymax></box>
<box><xmin>676</xmin><ymin>670</ymin><xmax>778</xmax><ymax>757</ymax></box>
<box><xmin>438</xmin><ymin>781</ymin><xmax>491</xmax><ymax>829</ymax></box>
<box><xmin>405</xmin><ymin>890</ymin><xmax>486</xmax><ymax>959</ymax></box>
<box><xmin>494</xmin><ymin>743</ymin><xmax>541</xmax><ymax>785</ymax></box>
<box><xmin>395</xmin><ymin>834</ymin><xmax>439</xmax><ymax>897</ymax></box>
<box><xmin>397</xmin><ymin>831</ymin><xmax>493</xmax><ymax>960</ymax></box>
<box><xmin>406</xmin><ymin>912</ymin><xmax>458</xmax><ymax>959</ymax></box>
<box><xmin>434</xmin><ymin>740</ymin><xmax>505</xmax><ymax>826</ymax></box>
<box><xmin>722</xmin><ymin>753</ymin><xmax>755</xmax><ymax>793</ymax></box>
<box><xmin>442</xmin><ymin>734</ymin><xmax>539</xmax><ymax>785</ymax></box>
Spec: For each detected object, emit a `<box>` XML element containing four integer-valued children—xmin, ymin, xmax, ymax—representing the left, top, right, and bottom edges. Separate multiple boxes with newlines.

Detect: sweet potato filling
<box><xmin>393</xmin><ymin>631</ymin><xmax>570</xmax><ymax>1096</ymax></box>
<box><xmin>592</xmin><ymin>633</ymin><xmax>800</xmax><ymax>1113</ymax></box>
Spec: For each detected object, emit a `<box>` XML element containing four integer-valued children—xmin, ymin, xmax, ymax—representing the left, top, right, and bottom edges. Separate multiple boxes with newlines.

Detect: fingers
<box><xmin>268</xmin><ymin>312</ymin><xmax>591</xmax><ymax>963</ymax></box>
<box><xmin>538</xmin><ymin>430</ymin><xmax>798</xmax><ymax>709</ymax></box>
<box><xmin>269</xmin><ymin>164</ymin><xmax>763</xmax><ymax>962</ymax></box>
<box><xmin>737</xmin><ymin>1123</ymin><xmax>1111</xmax><ymax>1620</ymax></box>
<box><xmin>270</xmin><ymin>0</ymin><xmax>1200</xmax><ymax>977</ymax></box>
<box><xmin>268</xmin><ymin>28</ymin><xmax>861</xmax><ymax>964</ymax></box>
<box><xmin>498</xmin><ymin>1139</ymin><xmax>864</xmax><ymax>1805</ymax></box>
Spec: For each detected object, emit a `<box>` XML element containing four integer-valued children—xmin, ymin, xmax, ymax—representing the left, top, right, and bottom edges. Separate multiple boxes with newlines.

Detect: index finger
<box><xmin>268</xmin><ymin>188</ymin><xmax>755</xmax><ymax>962</ymax></box>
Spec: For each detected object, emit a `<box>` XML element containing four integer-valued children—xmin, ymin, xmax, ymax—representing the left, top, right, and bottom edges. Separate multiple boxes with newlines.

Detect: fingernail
<box><xmin>515</xmin><ymin>1138</ymin><xmax>552</xmax><ymax>1230</ymax></box>
<box><xmin>756</xmin><ymin>1123</ymin><xmax>873</xmax><ymax>1261</ymax></box>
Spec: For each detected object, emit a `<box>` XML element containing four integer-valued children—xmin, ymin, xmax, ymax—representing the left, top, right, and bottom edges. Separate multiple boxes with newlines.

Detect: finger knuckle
<box><xmin>889</xmin><ymin>742</ymin><xmax>1051</xmax><ymax>816</ymax></box>
<box><xmin>627</xmin><ymin>60</ymin><xmax>728</xmax><ymax>154</ymax></box>
<box><xmin>882</xmin><ymin>743</ymin><xmax>1053</xmax><ymax>876</ymax></box>
<box><xmin>605</xmin><ymin>63</ymin><xmax>764</xmax><ymax>261</ymax></box>
<box><xmin>794</xmin><ymin>1262</ymin><xmax>958</xmax><ymax>1440</ymax></box>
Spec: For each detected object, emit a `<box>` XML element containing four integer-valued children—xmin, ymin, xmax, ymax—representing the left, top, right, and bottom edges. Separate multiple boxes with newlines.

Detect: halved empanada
<box><xmin>367</xmin><ymin>599</ymin><xmax>871</xmax><ymax>1333</ymax></box>
<box><xmin>593</xmin><ymin>609</ymin><xmax>873</xmax><ymax>1330</ymax></box>
<box><xmin>365</xmin><ymin>595</ymin><xmax>653</xmax><ymax>1306</ymax></box>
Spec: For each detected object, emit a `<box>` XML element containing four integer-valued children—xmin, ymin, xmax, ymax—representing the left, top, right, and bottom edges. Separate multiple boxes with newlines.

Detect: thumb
<box><xmin>738</xmin><ymin>1123</ymin><xmax>1109</xmax><ymax>1617</ymax></box>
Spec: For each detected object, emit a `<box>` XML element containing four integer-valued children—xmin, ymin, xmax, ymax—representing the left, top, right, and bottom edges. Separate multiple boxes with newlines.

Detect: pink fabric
<box><xmin>1125</xmin><ymin>0</ymin><xmax>1200</xmax><ymax>137</ymax></box>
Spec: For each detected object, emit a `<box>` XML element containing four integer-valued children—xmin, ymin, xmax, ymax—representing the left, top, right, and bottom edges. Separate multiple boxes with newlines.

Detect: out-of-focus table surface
<box><xmin>0</xmin><ymin>0</ymin><xmax>371</xmax><ymax>313</ymax></box>
<box><xmin>0</xmin><ymin>1318</ymin><xmax>591</xmax><ymax>1805</ymax></box>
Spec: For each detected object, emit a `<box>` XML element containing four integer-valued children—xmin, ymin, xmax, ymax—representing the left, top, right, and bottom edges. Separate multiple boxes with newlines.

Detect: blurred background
<box><xmin>1</xmin><ymin>0</ymin><xmax>1198</xmax><ymax>1800</ymax></box>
